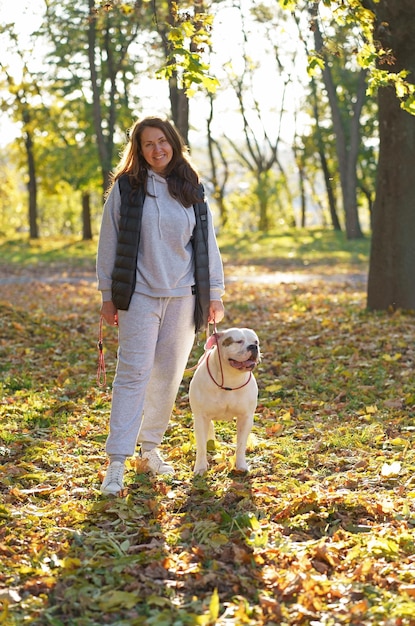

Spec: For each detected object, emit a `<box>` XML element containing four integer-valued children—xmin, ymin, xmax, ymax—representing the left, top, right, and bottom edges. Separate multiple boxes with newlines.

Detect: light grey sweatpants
<box><xmin>105</xmin><ymin>291</ymin><xmax>196</xmax><ymax>457</ymax></box>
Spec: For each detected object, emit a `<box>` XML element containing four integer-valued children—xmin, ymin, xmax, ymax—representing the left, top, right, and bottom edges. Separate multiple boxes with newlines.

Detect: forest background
<box><xmin>1</xmin><ymin>0</ymin><xmax>364</xmax><ymax>240</ymax></box>
<box><xmin>1</xmin><ymin>0</ymin><xmax>415</xmax><ymax>311</ymax></box>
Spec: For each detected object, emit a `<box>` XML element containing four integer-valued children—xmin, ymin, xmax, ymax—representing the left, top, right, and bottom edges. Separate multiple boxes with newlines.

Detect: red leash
<box><xmin>97</xmin><ymin>316</ymin><xmax>106</xmax><ymax>387</ymax></box>
<box><xmin>205</xmin><ymin>351</ymin><xmax>252</xmax><ymax>391</ymax></box>
<box><xmin>204</xmin><ymin>331</ymin><xmax>252</xmax><ymax>391</ymax></box>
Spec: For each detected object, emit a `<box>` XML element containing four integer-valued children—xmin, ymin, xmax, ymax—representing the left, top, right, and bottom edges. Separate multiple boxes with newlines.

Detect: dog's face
<box><xmin>206</xmin><ymin>327</ymin><xmax>260</xmax><ymax>372</ymax></box>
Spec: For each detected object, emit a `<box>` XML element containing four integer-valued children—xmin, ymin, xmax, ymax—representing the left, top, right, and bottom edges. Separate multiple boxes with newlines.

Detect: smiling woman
<box><xmin>96</xmin><ymin>115</ymin><xmax>225</xmax><ymax>495</ymax></box>
<box><xmin>140</xmin><ymin>127</ymin><xmax>173</xmax><ymax>175</ymax></box>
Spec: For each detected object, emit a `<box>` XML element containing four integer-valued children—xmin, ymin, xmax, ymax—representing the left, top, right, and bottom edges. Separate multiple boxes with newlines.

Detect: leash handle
<box><xmin>185</xmin><ymin>317</ymin><xmax>217</xmax><ymax>375</ymax></box>
<box><xmin>206</xmin><ymin>317</ymin><xmax>217</xmax><ymax>338</ymax></box>
<box><xmin>97</xmin><ymin>316</ymin><xmax>106</xmax><ymax>387</ymax></box>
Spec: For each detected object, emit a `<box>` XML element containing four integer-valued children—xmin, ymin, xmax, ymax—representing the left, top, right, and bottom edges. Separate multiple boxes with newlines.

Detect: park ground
<box><xmin>1</xmin><ymin>230</ymin><xmax>415</xmax><ymax>625</ymax></box>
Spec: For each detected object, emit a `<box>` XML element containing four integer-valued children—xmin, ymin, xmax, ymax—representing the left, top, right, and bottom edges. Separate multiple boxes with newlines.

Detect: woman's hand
<box><xmin>101</xmin><ymin>301</ymin><xmax>118</xmax><ymax>326</ymax></box>
<box><xmin>208</xmin><ymin>300</ymin><xmax>225</xmax><ymax>325</ymax></box>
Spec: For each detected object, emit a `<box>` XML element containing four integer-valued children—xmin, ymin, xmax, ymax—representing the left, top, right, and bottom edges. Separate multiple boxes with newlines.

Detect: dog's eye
<box><xmin>236</xmin><ymin>340</ymin><xmax>244</xmax><ymax>344</ymax></box>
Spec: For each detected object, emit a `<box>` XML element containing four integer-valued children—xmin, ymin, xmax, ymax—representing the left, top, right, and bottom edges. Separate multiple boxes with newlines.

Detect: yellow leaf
<box><xmin>211</xmin><ymin>533</ymin><xmax>228</xmax><ymax>547</ymax></box>
<box><xmin>61</xmin><ymin>557</ymin><xmax>82</xmax><ymax>570</ymax></box>
<box><xmin>365</xmin><ymin>405</ymin><xmax>378</xmax><ymax>414</ymax></box>
<box><xmin>265</xmin><ymin>383</ymin><xmax>282</xmax><ymax>392</ymax></box>
<box><xmin>367</xmin><ymin>537</ymin><xmax>399</xmax><ymax>558</ymax></box>
<box><xmin>0</xmin><ymin>605</ymin><xmax>9</xmax><ymax>624</ymax></box>
<box><xmin>167</xmin><ymin>27</ymin><xmax>183</xmax><ymax>43</ymax></box>
<box><xmin>209</xmin><ymin>588</ymin><xmax>220</xmax><ymax>621</ymax></box>
<box><xmin>389</xmin><ymin>438</ymin><xmax>408</xmax><ymax>447</ymax></box>
<box><xmin>354</xmin><ymin>558</ymin><xmax>373</xmax><ymax>579</ymax></box>
<box><xmin>382</xmin><ymin>353</ymin><xmax>402</xmax><ymax>362</ymax></box>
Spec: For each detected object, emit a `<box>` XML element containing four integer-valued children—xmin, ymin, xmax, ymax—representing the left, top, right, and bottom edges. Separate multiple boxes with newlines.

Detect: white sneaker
<box><xmin>100</xmin><ymin>461</ymin><xmax>125</xmax><ymax>495</ymax></box>
<box><xmin>141</xmin><ymin>449</ymin><xmax>175</xmax><ymax>475</ymax></box>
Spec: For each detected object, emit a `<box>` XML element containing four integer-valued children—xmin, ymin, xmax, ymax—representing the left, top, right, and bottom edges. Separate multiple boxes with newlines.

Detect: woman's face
<box><xmin>140</xmin><ymin>126</ymin><xmax>173</xmax><ymax>174</ymax></box>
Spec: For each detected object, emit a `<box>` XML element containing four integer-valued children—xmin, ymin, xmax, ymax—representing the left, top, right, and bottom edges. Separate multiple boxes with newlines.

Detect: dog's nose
<box><xmin>248</xmin><ymin>344</ymin><xmax>258</xmax><ymax>357</ymax></box>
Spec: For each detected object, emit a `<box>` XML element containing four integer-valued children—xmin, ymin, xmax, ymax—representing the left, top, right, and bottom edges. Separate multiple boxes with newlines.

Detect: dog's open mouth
<box><xmin>229</xmin><ymin>358</ymin><xmax>257</xmax><ymax>371</ymax></box>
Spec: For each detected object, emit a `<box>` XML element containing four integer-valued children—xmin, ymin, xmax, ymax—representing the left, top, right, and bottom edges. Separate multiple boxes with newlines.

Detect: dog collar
<box><xmin>206</xmin><ymin>352</ymin><xmax>252</xmax><ymax>391</ymax></box>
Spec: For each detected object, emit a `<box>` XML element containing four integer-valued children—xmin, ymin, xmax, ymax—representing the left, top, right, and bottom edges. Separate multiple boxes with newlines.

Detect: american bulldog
<box><xmin>189</xmin><ymin>327</ymin><xmax>260</xmax><ymax>475</ymax></box>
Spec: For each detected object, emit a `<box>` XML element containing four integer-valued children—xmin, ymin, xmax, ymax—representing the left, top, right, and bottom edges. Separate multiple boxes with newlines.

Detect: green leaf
<box><xmin>0</xmin><ymin>504</ymin><xmax>11</xmax><ymax>519</ymax></box>
<box><xmin>98</xmin><ymin>590</ymin><xmax>138</xmax><ymax>611</ymax></box>
<box><xmin>402</xmin><ymin>94</ymin><xmax>415</xmax><ymax>115</ymax></box>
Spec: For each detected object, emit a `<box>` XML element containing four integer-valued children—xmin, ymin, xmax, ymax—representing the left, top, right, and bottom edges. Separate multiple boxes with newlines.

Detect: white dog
<box><xmin>189</xmin><ymin>327</ymin><xmax>260</xmax><ymax>475</ymax></box>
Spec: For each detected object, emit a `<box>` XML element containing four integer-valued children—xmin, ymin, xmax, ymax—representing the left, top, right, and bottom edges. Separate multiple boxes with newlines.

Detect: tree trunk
<box><xmin>319</xmin><ymin>147</ymin><xmax>341</xmax><ymax>230</ymax></box>
<box><xmin>87</xmin><ymin>0</ymin><xmax>111</xmax><ymax>192</ymax></box>
<box><xmin>311</xmin><ymin>3</ymin><xmax>364</xmax><ymax>239</ymax></box>
<box><xmin>322</xmin><ymin>60</ymin><xmax>365</xmax><ymax>239</ymax></box>
<box><xmin>343</xmin><ymin>69</ymin><xmax>368</xmax><ymax>238</ymax></box>
<box><xmin>82</xmin><ymin>191</ymin><xmax>93</xmax><ymax>240</ymax></box>
<box><xmin>310</xmin><ymin>77</ymin><xmax>341</xmax><ymax>230</ymax></box>
<box><xmin>298</xmin><ymin>158</ymin><xmax>306</xmax><ymax>228</ymax></box>
<box><xmin>23</xmin><ymin>115</ymin><xmax>38</xmax><ymax>239</ymax></box>
<box><xmin>169</xmin><ymin>77</ymin><xmax>190</xmax><ymax>145</ymax></box>
<box><xmin>367</xmin><ymin>0</ymin><xmax>415</xmax><ymax>310</ymax></box>
<box><xmin>257</xmin><ymin>172</ymin><xmax>271</xmax><ymax>232</ymax></box>
<box><xmin>206</xmin><ymin>95</ymin><xmax>228</xmax><ymax>227</ymax></box>
<box><xmin>160</xmin><ymin>0</ymin><xmax>190</xmax><ymax>145</ymax></box>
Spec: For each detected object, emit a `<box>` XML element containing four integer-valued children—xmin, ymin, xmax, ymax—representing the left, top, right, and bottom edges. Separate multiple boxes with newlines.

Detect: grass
<box><xmin>2</xmin><ymin>231</ymin><xmax>415</xmax><ymax>625</ymax></box>
<box><xmin>218</xmin><ymin>227</ymin><xmax>370</xmax><ymax>271</ymax></box>
<box><xmin>0</xmin><ymin>227</ymin><xmax>370</xmax><ymax>275</ymax></box>
<box><xmin>0</xmin><ymin>237</ymin><xmax>97</xmax><ymax>273</ymax></box>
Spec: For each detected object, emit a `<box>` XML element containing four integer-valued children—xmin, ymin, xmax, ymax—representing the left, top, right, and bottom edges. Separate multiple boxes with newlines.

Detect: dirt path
<box><xmin>0</xmin><ymin>266</ymin><xmax>368</xmax><ymax>286</ymax></box>
<box><xmin>226</xmin><ymin>269</ymin><xmax>367</xmax><ymax>286</ymax></box>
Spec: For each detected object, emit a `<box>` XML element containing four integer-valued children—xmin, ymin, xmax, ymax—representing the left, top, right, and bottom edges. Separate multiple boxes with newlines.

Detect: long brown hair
<box><xmin>108</xmin><ymin>117</ymin><xmax>201</xmax><ymax>207</ymax></box>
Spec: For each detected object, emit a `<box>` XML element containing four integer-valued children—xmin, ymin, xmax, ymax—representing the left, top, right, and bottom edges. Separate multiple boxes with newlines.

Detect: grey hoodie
<box><xmin>97</xmin><ymin>170</ymin><xmax>225</xmax><ymax>303</ymax></box>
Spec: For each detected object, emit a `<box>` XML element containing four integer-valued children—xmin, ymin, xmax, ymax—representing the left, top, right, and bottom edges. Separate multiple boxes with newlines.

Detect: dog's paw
<box><xmin>193</xmin><ymin>464</ymin><xmax>208</xmax><ymax>475</ymax></box>
<box><xmin>234</xmin><ymin>463</ymin><xmax>250</xmax><ymax>473</ymax></box>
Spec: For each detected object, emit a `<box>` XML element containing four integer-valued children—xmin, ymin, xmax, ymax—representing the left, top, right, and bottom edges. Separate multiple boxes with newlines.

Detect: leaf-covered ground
<box><xmin>1</xmin><ymin>263</ymin><xmax>415</xmax><ymax>625</ymax></box>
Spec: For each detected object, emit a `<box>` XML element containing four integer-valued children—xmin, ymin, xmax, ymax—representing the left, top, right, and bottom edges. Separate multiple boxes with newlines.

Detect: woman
<box><xmin>97</xmin><ymin>116</ymin><xmax>225</xmax><ymax>495</ymax></box>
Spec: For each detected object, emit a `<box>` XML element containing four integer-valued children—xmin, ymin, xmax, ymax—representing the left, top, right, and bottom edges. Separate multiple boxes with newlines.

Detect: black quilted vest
<box><xmin>111</xmin><ymin>174</ymin><xmax>210</xmax><ymax>333</ymax></box>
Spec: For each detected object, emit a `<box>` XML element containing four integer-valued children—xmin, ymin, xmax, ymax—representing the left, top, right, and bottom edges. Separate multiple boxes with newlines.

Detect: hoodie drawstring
<box><xmin>150</xmin><ymin>174</ymin><xmax>163</xmax><ymax>239</ymax></box>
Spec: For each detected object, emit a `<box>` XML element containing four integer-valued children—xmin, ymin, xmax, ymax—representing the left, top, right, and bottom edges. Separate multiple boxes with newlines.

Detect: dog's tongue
<box><xmin>229</xmin><ymin>358</ymin><xmax>256</xmax><ymax>370</ymax></box>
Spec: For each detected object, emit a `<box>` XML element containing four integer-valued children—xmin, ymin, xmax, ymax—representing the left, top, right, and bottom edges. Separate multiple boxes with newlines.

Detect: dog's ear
<box><xmin>205</xmin><ymin>333</ymin><xmax>218</xmax><ymax>350</ymax></box>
